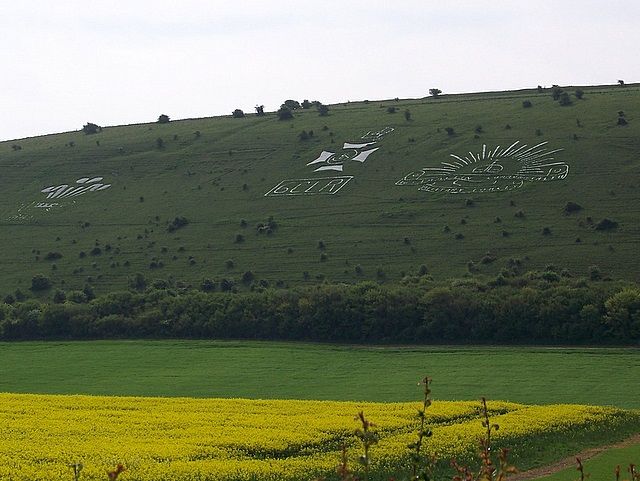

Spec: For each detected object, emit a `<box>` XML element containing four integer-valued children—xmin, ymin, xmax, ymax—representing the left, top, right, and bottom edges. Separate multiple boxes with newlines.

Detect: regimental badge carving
<box><xmin>396</xmin><ymin>141</ymin><xmax>569</xmax><ymax>194</ymax></box>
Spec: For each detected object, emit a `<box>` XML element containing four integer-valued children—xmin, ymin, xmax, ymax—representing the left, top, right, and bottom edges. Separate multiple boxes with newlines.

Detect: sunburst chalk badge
<box><xmin>396</xmin><ymin>141</ymin><xmax>569</xmax><ymax>194</ymax></box>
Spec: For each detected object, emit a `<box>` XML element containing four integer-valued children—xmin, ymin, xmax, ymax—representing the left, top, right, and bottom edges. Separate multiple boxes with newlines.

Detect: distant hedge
<box><xmin>0</xmin><ymin>274</ymin><xmax>638</xmax><ymax>344</ymax></box>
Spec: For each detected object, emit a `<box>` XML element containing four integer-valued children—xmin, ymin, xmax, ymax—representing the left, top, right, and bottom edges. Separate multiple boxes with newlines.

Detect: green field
<box><xmin>535</xmin><ymin>442</ymin><xmax>640</xmax><ymax>481</ymax></box>
<box><xmin>0</xmin><ymin>340</ymin><xmax>638</xmax><ymax>408</ymax></box>
<box><xmin>1</xmin><ymin>85</ymin><xmax>639</xmax><ymax>297</ymax></box>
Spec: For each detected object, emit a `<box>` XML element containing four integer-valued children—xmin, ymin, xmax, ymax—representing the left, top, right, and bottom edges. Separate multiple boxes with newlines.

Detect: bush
<box><xmin>564</xmin><ymin>201</ymin><xmax>583</xmax><ymax>213</ymax></box>
<box><xmin>201</xmin><ymin>279</ymin><xmax>216</xmax><ymax>292</ymax></box>
<box><xmin>575</xmin><ymin>89</ymin><xmax>584</xmax><ymax>99</ymax></box>
<box><xmin>277</xmin><ymin>106</ymin><xmax>294</xmax><ymax>121</ymax></box>
<box><xmin>52</xmin><ymin>289</ymin><xmax>66</xmax><ymax>304</ymax></box>
<box><xmin>45</xmin><ymin>252</ymin><xmax>63</xmax><ymax>261</ymax></box>
<box><xmin>298</xmin><ymin>130</ymin><xmax>310</xmax><ymax>141</ymax></box>
<box><xmin>232</xmin><ymin>109</ymin><xmax>245</xmax><ymax>118</ymax></box>
<box><xmin>429</xmin><ymin>88</ymin><xmax>442</xmax><ymax>97</ymax></box>
<box><xmin>82</xmin><ymin>122</ymin><xmax>102</xmax><ymax>135</ymax></box>
<box><xmin>618</xmin><ymin>117</ymin><xmax>628</xmax><ymax>126</ymax></box>
<box><xmin>31</xmin><ymin>274</ymin><xmax>51</xmax><ymax>291</ymax></box>
<box><xmin>283</xmin><ymin>100</ymin><xmax>301</xmax><ymax>110</ymax></box>
<box><xmin>301</xmin><ymin>99</ymin><xmax>312</xmax><ymax>109</ymax></box>
<box><xmin>234</xmin><ymin>233</ymin><xmax>244</xmax><ymax>243</ymax></box>
<box><xmin>242</xmin><ymin>271</ymin><xmax>254</xmax><ymax>285</ymax></box>
<box><xmin>167</xmin><ymin>216</ymin><xmax>189</xmax><ymax>233</ymax></box>
<box><xmin>595</xmin><ymin>218</ymin><xmax>618</xmax><ymax>231</ymax></box>
<box><xmin>445</xmin><ymin>127</ymin><xmax>455</xmax><ymax>136</ymax></box>
<box><xmin>317</xmin><ymin>104</ymin><xmax>329</xmax><ymax>116</ymax></box>
<box><xmin>522</xmin><ymin>100</ymin><xmax>532</xmax><ymax>108</ymax></box>
<box><xmin>156</xmin><ymin>137</ymin><xmax>165</xmax><ymax>149</ymax></box>
<box><xmin>129</xmin><ymin>272</ymin><xmax>147</xmax><ymax>291</ymax></box>
<box><xmin>558</xmin><ymin>92</ymin><xmax>572</xmax><ymax>106</ymax></box>
<box><xmin>386</xmin><ymin>106</ymin><xmax>397</xmax><ymax>114</ymax></box>
<box><xmin>255</xmin><ymin>105</ymin><xmax>265</xmax><ymax>116</ymax></box>
<box><xmin>404</xmin><ymin>110</ymin><xmax>411</xmax><ymax>121</ymax></box>
<box><xmin>220</xmin><ymin>278</ymin><xmax>234</xmax><ymax>292</ymax></box>
<box><xmin>157</xmin><ymin>114</ymin><xmax>170</xmax><ymax>124</ymax></box>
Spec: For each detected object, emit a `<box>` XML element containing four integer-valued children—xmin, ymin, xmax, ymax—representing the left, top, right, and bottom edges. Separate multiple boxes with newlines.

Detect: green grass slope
<box><xmin>1</xmin><ymin>85</ymin><xmax>639</xmax><ymax>295</ymax></box>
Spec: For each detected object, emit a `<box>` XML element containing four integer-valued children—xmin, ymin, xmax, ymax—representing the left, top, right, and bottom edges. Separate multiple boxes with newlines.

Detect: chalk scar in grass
<box><xmin>8</xmin><ymin>176</ymin><xmax>113</xmax><ymax>220</ymax></box>
<box><xmin>396</xmin><ymin>141</ymin><xmax>569</xmax><ymax>194</ymax></box>
<box><xmin>264</xmin><ymin>176</ymin><xmax>354</xmax><ymax>197</ymax></box>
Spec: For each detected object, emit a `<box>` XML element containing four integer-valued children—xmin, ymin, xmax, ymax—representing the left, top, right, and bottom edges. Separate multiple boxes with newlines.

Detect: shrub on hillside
<box><xmin>283</xmin><ymin>100</ymin><xmax>301</xmax><ymax>110</ymax></box>
<box><xmin>522</xmin><ymin>100</ymin><xmax>532</xmax><ymax>108</ymax></box>
<box><xmin>298</xmin><ymin>130</ymin><xmax>310</xmax><ymax>141</ymax></box>
<box><xmin>317</xmin><ymin>104</ymin><xmax>330</xmax><ymax>116</ymax></box>
<box><xmin>232</xmin><ymin>109</ymin><xmax>245</xmax><ymax>118</ymax></box>
<box><xmin>595</xmin><ymin>218</ymin><xmax>618</xmax><ymax>231</ymax></box>
<box><xmin>157</xmin><ymin>114</ymin><xmax>170</xmax><ymax>124</ymax></box>
<box><xmin>30</xmin><ymin>274</ymin><xmax>51</xmax><ymax>291</ymax></box>
<box><xmin>564</xmin><ymin>201</ymin><xmax>583</xmax><ymax>213</ymax></box>
<box><xmin>82</xmin><ymin>122</ymin><xmax>102</xmax><ymax>135</ymax></box>
<box><xmin>429</xmin><ymin>88</ymin><xmax>442</xmax><ymax>97</ymax></box>
<box><xmin>167</xmin><ymin>216</ymin><xmax>189</xmax><ymax>233</ymax></box>
<box><xmin>277</xmin><ymin>106</ymin><xmax>294</xmax><ymax>121</ymax></box>
<box><xmin>559</xmin><ymin>92</ymin><xmax>572</xmax><ymax>106</ymax></box>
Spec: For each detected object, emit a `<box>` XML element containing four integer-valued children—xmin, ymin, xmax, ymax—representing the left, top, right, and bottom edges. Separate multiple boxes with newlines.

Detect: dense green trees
<box><xmin>0</xmin><ymin>274</ymin><xmax>638</xmax><ymax>344</ymax></box>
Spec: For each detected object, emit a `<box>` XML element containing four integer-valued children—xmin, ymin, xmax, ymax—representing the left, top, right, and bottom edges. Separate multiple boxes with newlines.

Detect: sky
<box><xmin>1</xmin><ymin>0</ymin><xmax>639</xmax><ymax>141</ymax></box>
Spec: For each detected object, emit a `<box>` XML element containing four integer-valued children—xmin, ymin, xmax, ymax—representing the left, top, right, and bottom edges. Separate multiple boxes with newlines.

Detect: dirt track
<box><xmin>510</xmin><ymin>433</ymin><xmax>640</xmax><ymax>480</ymax></box>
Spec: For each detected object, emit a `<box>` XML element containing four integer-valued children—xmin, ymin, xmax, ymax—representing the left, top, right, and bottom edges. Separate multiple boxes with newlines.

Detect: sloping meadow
<box><xmin>0</xmin><ymin>393</ymin><xmax>638</xmax><ymax>481</ymax></box>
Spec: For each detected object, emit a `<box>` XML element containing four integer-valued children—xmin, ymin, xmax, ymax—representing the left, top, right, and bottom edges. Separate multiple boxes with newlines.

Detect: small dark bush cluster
<box><xmin>167</xmin><ymin>216</ymin><xmax>189</xmax><ymax>233</ymax></box>
<box><xmin>595</xmin><ymin>218</ymin><xmax>618</xmax><ymax>231</ymax></box>
<box><xmin>564</xmin><ymin>201</ymin><xmax>583</xmax><ymax>213</ymax></box>
<box><xmin>82</xmin><ymin>122</ymin><xmax>102</xmax><ymax>135</ymax></box>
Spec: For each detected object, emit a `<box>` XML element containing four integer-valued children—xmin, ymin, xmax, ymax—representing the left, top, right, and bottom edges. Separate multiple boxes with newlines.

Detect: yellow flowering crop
<box><xmin>0</xmin><ymin>393</ymin><xmax>637</xmax><ymax>481</ymax></box>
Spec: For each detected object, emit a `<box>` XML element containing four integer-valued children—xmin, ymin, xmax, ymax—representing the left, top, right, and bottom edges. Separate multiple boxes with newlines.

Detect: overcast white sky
<box><xmin>1</xmin><ymin>0</ymin><xmax>639</xmax><ymax>141</ymax></box>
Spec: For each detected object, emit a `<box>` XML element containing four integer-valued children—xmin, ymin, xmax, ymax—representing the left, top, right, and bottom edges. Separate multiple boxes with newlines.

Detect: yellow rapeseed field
<box><xmin>0</xmin><ymin>393</ymin><xmax>637</xmax><ymax>481</ymax></box>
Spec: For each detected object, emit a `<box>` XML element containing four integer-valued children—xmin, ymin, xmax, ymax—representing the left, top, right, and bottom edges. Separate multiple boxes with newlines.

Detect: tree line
<box><xmin>0</xmin><ymin>273</ymin><xmax>638</xmax><ymax>344</ymax></box>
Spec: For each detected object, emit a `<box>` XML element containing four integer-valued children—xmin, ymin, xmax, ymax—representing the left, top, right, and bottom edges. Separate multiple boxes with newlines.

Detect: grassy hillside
<box><xmin>1</xmin><ymin>85</ymin><xmax>639</xmax><ymax>295</ymax></box>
